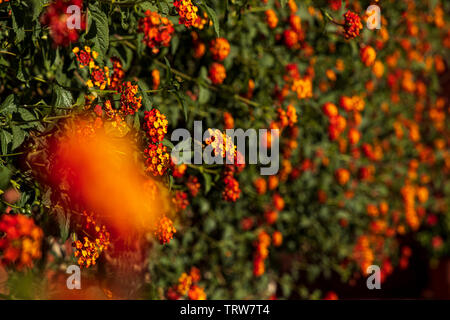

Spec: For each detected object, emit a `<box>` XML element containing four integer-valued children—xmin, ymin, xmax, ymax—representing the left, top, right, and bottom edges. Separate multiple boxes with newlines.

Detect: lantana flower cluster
<box><xmin>72</xmin><ymin>211</ymin><xmax>111</xmax><ymax>268</ymax></box>
<box><xmin>138</xmin><ymin>10</ymin><xmax>175</xmax><ymax>54</ymax></box>
<box><xmin>40</xmin><ymin>0</ymin><xmax>85</xmax><ymax>47</ymax></box>
<box><xmin>0</xmin><ymin>214</ymin><xmax>43</xmax><ymax>269</ymax></box>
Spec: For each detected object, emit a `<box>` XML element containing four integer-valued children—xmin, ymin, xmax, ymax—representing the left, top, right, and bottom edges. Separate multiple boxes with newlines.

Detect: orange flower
<box><xmin>0</xmin><ymin>214</ymin><xmax>43</xmax><ymax>269</ymax></box>
<box><xmin>372</xmin><ymin>60</ymin><xmax>384</xmax><ymax>78</ymax></box>
<box><xmin>268</xmin><ymin>175</ymin><xmax>279</xmax><ymax>190</ymax></box>
<box><xmin>360</xmin><ymin>46</ymin><xmax>376</xmax><ymax>66</ymax></box>
<box><xmin>348</xmin><ymin>128</ymin><xmax>361</xmax><ymax>145</ymax></box>
<box><xmin>379</xmin><ymin>202</ymin><xmax>389</xmax><ymax>215</ymax></box>
<box><xmin>86</xmin><ymin>65</ymin><xmax>110</xmax><ymax>90</ymax></box>
<box><xmin>110</xmin><ymin>57</ymin><xmax>125</xmax><ymax>91</ymax></box>
<box><xmin>253</xmin><ymin>177</ymin><xmax>267</xmax><ymax>195</ymax></box>
<box><xmin>187</xmin><ymin>176</ymin><xmax>201</xmax><ymax>197</ymax></box>
<box><xmin>174</xmin><ymin>0</ymin><xmax>199</xmax><ymax>28</ymax></box>
<box><xmin>188</xmin><ymin>285</ymin><xmax>207</xmax><ymax>300</ymax></box>
<box><xmin>155</xmin><ymin>216</ymin><xmax>176</xmax><ymax>244</ymax></box>
<box><xmin>152</xmin><ymin>69</ymin><xmax>160</xmax><ymax>90</ymax></box>
<box><xmin>286</xmin><ymin>104</ymin><xmax>298</xmax><ymax>126</ymax></box>
<box><xmin>343</xmin><ymin>11</ymin><xmax>363</xmax><ymax>40</ymax></box>
<box><xmin>210</xmin><ymin>38</ymin><xmax>230</xmax><ymax>61</ymax></box>
<box><xmin>143</xmin><ymin>109</ymin><xmax>168</xmax><ymax>143</ymax></box>
<box><xmin>288</xmin><ymin>0</ymin><xmax>298</xmax><ymax>14</ymax></box>
<box><xmin>177</xmin><ymin>272</ymin><xmax>193</xmax><ymax>295</ymax></box>
<box><xmin>119</xmin><ymin>81</ymin><xmax>142</xmax><ymax>116</ymax></box>
<box><xmin>264</xmin><ymin>210</ymin><xmax>278</xmax><ymax>225</ymax></box>
<box><xmin>189</xmin><ymin>266</ymin><xmax>201</xmax><ymax>283</ymax></box>
<box><xmin>172</xmin><ymin>162</ymin><xmax>187</xmax><ymax>179</ymax></box>
<box><xmin>173</xmin><ymin>191</ymin><xmax>189</xmax><ymax>212</ymax></box>
<box><xmin>289</xmin><ymin>15</ymin><xmax>302</xmax><ymax>34</ymax></box>
<box><xmin>366</xmin><ymin>204</ymin><xmax>379</xmax><ymax>217</ymax></box>
<box><xmin>284</xmin><ymin>29</ymin><xmax>298</xmax><ymax>48</ymax></box>
<box><xmin>272</xmin><ymin>193</ymin><xmax>285</xmax><ymax>211</ymax></box>
<box><xmin>72</xmin><ymin>211</ymin><xmax>110</xmax><ymax>269</ymax></box>
<box><xmin>193</xmin><ymin>39</ymin><xmax>206</xmax><ymax>59</ymax></box>
<box><xmin>291</xmin><ymin>77</ymin><xmax>313</xmax><ymax>99</ymax></box>
<box><xmin>138</xmin><ymin>11</ymin><xmax>175</xmax><ymax>54</ymax></box>
<box><xmin>73</xmin><ymin>46</ymin><xmax>97</xmax><ymax>68</ymax></box>
<box><xmin>416</xmin><ymin>186</ymin><xmax>429</xmax><ymax>203</ymax></box>
<box><xmin>335</xmin><ymin>168</ymin><xmax>350</xmax><ymax>185</ymax></box>
<box><xmin>144</xmin><ymin>143</ymin><xmax>170</xmax><ymax>176</ymax></box>
<box><xmin>265</xmin><ymin>9</ymin><xmax>278</xmax><ymax>29</ymax></box>
<box><xmin>253</xmin><ymin>257</ymin><xmax>265</xmax><ymax>277</ymax></box>
<box><xmin>222</xmin><ymin>175</ymin><xmax>241</xmax><ymax>202</ymax></box>
<box><xmin>208</xmin><ymin>63</ymin><xmax>226</xmax><ymax>85</ymax></box>
<box><xmin>223</xmin><ymin>112</ymin><xmax>234</xmax><ymax>129</ymax></box>
<box><xmin>272</xmin><ymin>231</ymin><xmax>283</xmax><ymax>247</ymax></box>
<box><xmin>322</xmin><ymin>102</ymin><xmax>338</xmax><ymax>118</ymax></box>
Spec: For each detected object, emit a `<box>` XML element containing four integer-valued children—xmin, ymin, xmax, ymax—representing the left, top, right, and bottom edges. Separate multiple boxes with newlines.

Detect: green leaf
<box><xmin>163</xmin><ymin>56</ymin><xmax>172</xmax><ymax>82</ymax></box>
<box><xmin>0</xmin><ymin>165</ymin><xmax>12</xmax><ymax>190</ymax></box>
<box><xmin>157</xmin><ymin>0</ymin><xmax>169</xmax><ymax>15</ymax></box>
<box><xmin>31</xmin><ymin>0</ymin><xmax>45</xmax><ymax>20</ymax></box>
<box><xmin>17</xmin><ymin>61</ymin><xmax>27</xmax><ymax>82</ymax></box>
<box><xmin>88</xmin><ymin>4</ymin><xmax>110</xmax><ymax>57</ymax></box>
<box><xmin>0</xmin><ymin>130</ymin><xmax>11</xmax><ymax>155</ymax></box>
<box><xmin>54</xmin><ymin>85</ymin><xmax>73</xmax><ymax>108</ymax></box>
<box><xmin>162</xmin><ymin>138</ymin><xmax>175</xmax><ymax>150</ymax></box>
<box><xmin>11</xmin><ymin>126</ymin><xmax>25</xmax><ymax>151</ymax></box>
<box><xmin>168</xmin><ymin>175</ymin><xmax>173</xmax><ymax>191</ymax></box>
<box><xmin>133</xmin><ymin>113</ymin><xmax>141</xmax><ymax>131</ymax></box>
<box><xmin>0</xmin><ymin>94</ymin><xmax>16</xmax><ymax>115</ymax></box>
<box><xmin>198</xmin><ymin>85</ymin><xmax>210</xmax><ymax>104</ymax></box>
<box><xmin>137</xmin><ymin>80</ymin><xmax>153</xmax><ymax>111</ymax></box>
<box><xmin>202</xmin><ymin>172</ymin><xmax>212</xmax><ymax>194</ymax></box>
<box><xmin>201</xmin><ymin>4</ymin><xmax>220</xmax><ymax>37</ymax></box>
<box><xmin>56</xmin><ymin>209</ymin><xmax>70</xmax><ymax>243</ymax></box>
<box><xmin>11</xmin><ymin>6</ymin><xmax>25</xmax><ymax>43</ymax></box>
<box><xmin>18</xmin><ymin>108</ymin><xmax>36</xmax><ymax>122</ymax></box>
<box><xmin>140</xmin><ymin>2</ymin><xmax>158</xmax><ymax>11</ymax></box>
<box><xmin>174</xmin><ymin>91</ymin><xmax>188</xmax><ymax>121</ymax></box>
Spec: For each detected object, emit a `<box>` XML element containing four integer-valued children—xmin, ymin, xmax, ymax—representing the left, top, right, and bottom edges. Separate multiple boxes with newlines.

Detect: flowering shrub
<box><xmin>0</xmin><ymin>0</ymin><xmax>448</xmax><ymax>300</ymax></box>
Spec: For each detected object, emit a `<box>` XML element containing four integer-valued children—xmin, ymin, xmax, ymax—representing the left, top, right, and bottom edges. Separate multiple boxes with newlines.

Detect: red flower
<box><xmin>208</xmin><ymin>63</ymin><xmax>226</xmax><ymax>85</ymax></box>
<box><xmin>138</xmin><ymin>10</ymin><xmax>175</xmax><ymax>54</ymax></box>
<box><xmin>343</xmin><ymin>11</ymin><xmax>363</xmax><ymax>40</ymax></box>
<box><xmin>329</xmin><ymin>0</ymin><xmax>342</xmax><ymax>11</ymax></box>
<box><xmin>40</xmin><ymin>0</ymin><xmax>85</xmax><ymax>47</ymax></box>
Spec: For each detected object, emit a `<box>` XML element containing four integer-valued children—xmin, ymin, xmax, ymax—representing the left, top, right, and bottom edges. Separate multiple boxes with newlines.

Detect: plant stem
<box><xmin>0</xmin><ymin>151</ymin><xmax>26</xmax><ymax>158</ymax></box>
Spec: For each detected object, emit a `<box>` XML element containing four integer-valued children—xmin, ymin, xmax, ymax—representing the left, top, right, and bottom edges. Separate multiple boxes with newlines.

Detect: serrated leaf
<box><xmin>54</xmin><ymin>85</ymin><xmax>73</xmax><ymax>108</ymax></box>
<box><xmin>133</xmin><ymin>113</ymin><xmax>140</xmax><ymax>131</ymax></box>
<box><xmin>31</xmin><ymin>0</ymin><xmax>45</xmax><ymax>20</ymax></box>
<box><xmin>201</xmin><ymin>4</ymin><xmax>220</xmax><ymax>37</ymax></box>
<box><xmin>18</xmin><ymin>108</ymin><xmax>36</xmax><ymax>122</ymax></box>
<box><xmin>138</xmin><ymin>80</ymin><xmax>153</xmax><ymax>111</ymax></box>
<box><xmin>88</xmin><ymin>4</ymin><xmax>110</xmax><ymax>57</ymax></box>
<box><xmin>0</xmin><ymin>94</ymin><xmax>16</xmax><ymax>114</ymax></box>
<box><xmin>11</xmin><ymin>6</ymin><xmax>25</xmax><ymax>43</ymax></box>
<box><xmin>11</xmin><ymin>126</ymin><xmax>25</xmax><ymax>151</ymax></box>
<box><xmin>140</xmin><ymin>2</ymin><xmax>158</xmax><ymax>11</ymax></box>
<box><xmin>0</xmin><ymin>130</ymin><xmax>11</xmax><ymax>155</ymax></box>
